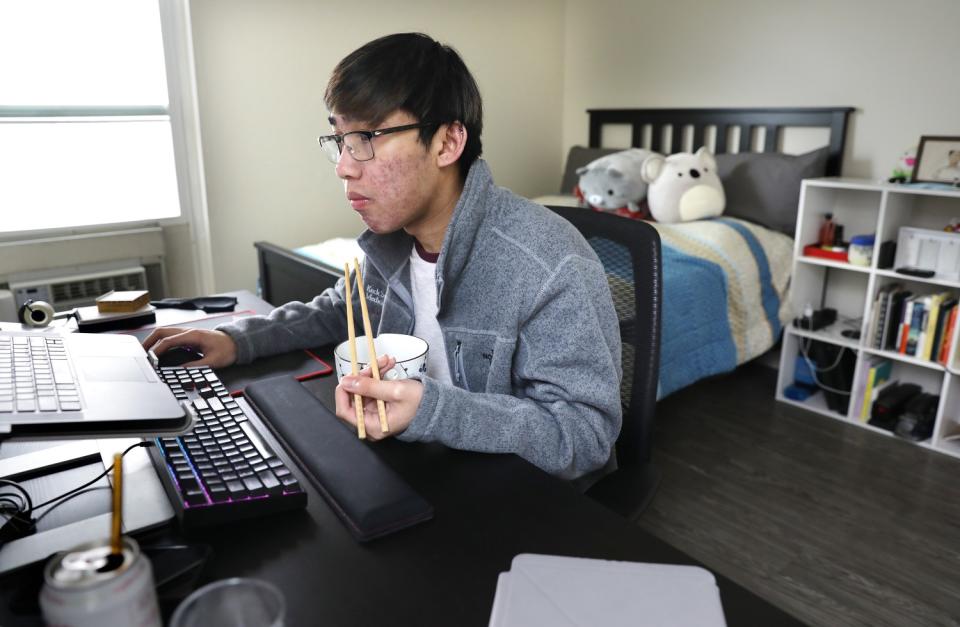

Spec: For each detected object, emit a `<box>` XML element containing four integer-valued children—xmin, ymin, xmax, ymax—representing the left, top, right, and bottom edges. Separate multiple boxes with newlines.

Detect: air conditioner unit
<box><xmin>9</xmin><ymin>262</ymin><xmax>148</xmax><ymax>313</ymax></box>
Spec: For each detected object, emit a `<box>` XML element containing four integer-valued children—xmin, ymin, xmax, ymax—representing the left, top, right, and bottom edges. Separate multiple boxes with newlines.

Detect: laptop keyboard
<box><xmin>148</xmin><ymin>365</ymin><xmax>307</xmax><ymax>529</ymax></box>
<box><xmin>0</xmin><ymin>335</ymin><xmax>79</xmax><ymax>415</ymax></box>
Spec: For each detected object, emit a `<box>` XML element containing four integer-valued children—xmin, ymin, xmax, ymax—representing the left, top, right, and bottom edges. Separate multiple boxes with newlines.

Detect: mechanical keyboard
<box><xmin>147</xmin><ymin>365</ymin><xmax>307</xmax><ymax>529</ymax></box>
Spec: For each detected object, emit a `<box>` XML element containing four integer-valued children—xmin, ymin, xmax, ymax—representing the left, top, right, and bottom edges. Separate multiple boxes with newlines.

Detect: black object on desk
<box><xmin>156</xmin><ymin>346</ymin><xmax>204</xmax><ymax>368</ymax></box>
<box><xmin>150</xmin><ymin>296</ymin><xmax>239</xmax><ymax>313</ymax></box>
<box><xmin>244</xmin><ymin>375</ymin><xmax>433</xmax><ymax>542</ymax></box>
<box><xmin>74</xmin><ymin>305</ymin><xmax>157</xmax><ymax>333</ymax></box>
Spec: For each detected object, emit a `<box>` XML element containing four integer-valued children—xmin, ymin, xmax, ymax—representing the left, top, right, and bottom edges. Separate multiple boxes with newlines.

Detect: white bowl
<box><xmin>334</xmin><ymin>333</ymin><xmax>428</xmax><ymax>382</ymax></box>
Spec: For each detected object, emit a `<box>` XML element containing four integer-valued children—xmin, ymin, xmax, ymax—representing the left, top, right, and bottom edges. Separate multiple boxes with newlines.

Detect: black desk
<box><xmin>1</xmin><ymin>291</ymin><xmax>803</xmax><ymax>626</ymax></box>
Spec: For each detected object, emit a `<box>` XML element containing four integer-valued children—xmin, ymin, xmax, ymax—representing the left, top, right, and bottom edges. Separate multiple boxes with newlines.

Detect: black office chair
<box><xmin>548</xmin><ymin>205</ymin><xmax>662</xmax><ymax>521</ymax></box>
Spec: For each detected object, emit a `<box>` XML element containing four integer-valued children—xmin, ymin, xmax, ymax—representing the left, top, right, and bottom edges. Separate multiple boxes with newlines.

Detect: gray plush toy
<box><xmin>575</xmin><ymin>148</ymin><xmax>657</xmax><ymax>217</ymax></box>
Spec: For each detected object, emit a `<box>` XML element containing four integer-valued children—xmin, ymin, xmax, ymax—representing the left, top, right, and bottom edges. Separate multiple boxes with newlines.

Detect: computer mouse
<box><xmin>157</xmin><ymin>346</ymin><xmax>204</xmax><ymax>368</ymax></box>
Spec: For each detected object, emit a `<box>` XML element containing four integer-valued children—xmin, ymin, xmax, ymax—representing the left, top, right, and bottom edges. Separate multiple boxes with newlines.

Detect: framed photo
<box><xmin>912</xmin><ymin>135</ymin><xmax>960</xmax><ymax>184</ymax></box>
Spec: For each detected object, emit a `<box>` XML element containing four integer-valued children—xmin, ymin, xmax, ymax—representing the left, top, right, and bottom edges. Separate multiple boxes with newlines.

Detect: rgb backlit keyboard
<box><xmin>147</xmin><ymin>365</ymin><xmax>306</xmax><ymax>529</ymax></box>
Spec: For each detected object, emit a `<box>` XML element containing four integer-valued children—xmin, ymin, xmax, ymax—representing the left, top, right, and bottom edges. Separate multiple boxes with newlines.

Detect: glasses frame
<box><xmin>317</xmin><ymin>122</ymin><xmax>436</xmax><ymax>163</ymax></box>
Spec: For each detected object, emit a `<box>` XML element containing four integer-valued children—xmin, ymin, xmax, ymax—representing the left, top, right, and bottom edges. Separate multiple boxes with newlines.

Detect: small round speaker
<box><xmin>18</xmin><ymin>300</ymin><xmax>56</xmax><ymax>328</ymax></box>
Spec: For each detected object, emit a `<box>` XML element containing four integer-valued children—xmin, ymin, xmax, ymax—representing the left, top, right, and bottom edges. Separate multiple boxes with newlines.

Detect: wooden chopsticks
<box><xmin>344</xmin><ymin>259</ymin><xmax>390</xmax><ymax>436</ymax></box>
<box><xmin>110</xmin><ymin>453</ymin><xmax>123</xmax><ymax>557</ymax></box>
<box><xmin>343</xmin><ymin>263</ymin><xmax>366</xmax><ymax>439</ymax></box>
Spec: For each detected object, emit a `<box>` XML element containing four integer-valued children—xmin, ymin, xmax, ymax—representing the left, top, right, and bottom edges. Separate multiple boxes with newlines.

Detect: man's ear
<box><xmin>436</xmin><ymin>121</ymin><xmax>467</xmax><ymax>168</ymax></box>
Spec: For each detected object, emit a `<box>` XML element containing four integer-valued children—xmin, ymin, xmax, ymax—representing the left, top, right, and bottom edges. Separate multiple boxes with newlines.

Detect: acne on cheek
<box><xmin>369</xmin><ymin>156</ymin><xmax>424</xmax><ymax>207</ymax></box>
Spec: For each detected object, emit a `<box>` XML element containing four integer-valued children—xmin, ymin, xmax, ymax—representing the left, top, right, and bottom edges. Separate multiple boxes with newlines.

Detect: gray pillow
<box><xmin>560</xmin><ymin>145</ymin><xmax>623</xmax><ymax>195</ymax></box>
<box><xmin>715</xmin><ymin>147</ymin><xmax>829</xmax><ymax>235</ymax></box>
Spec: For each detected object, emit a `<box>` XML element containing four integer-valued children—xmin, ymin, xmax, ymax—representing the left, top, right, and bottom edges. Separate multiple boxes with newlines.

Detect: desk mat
<box><xmin>220</xmin><ymin>349</ymin><xmax>331</xmax><ymax>396</ymax></box>
<box><xmin>244</xmin><ymin>375</ymin><xmax>433</xmax><ymax>542</ymax></box>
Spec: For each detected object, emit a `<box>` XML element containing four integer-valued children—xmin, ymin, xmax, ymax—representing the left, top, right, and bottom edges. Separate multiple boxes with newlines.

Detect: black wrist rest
<box><xmin>243</xmin><ymin>375</ymin><xmax>433</xmax><ymax>542</ymax></box>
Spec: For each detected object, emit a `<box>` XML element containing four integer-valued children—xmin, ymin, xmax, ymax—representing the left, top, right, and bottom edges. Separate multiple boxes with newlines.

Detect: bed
<box><xmin>255</xmin><ymin>106</ymin><xmax>854</xmax><ymax>398</ymax></box>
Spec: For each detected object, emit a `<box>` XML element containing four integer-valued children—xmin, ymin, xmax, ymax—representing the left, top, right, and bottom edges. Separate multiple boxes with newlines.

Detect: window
<box><xmin>0</xmin><ymin>0</ymin><xmax>190</xmax><ymax>236</ymax></box>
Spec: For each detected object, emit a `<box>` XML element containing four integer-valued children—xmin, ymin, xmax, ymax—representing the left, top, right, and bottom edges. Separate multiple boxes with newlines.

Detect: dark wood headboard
<box><xmin>587</xmin><ymin>107</ymin><xmax>854</xmax><ymax>176</ymax></box>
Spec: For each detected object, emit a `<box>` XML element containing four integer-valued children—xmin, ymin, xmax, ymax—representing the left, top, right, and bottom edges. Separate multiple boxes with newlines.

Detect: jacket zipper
<box><xmin>454</xmin><ymin>340</ymin><xmax>467</xmax><ymax>390</ymax></box>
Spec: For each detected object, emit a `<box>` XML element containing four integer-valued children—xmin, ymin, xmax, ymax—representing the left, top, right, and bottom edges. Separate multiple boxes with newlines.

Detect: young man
<box><xmin>144</xmin><ymin>33</ymin><xmax>622</xmax><ymax>481</ymax></box>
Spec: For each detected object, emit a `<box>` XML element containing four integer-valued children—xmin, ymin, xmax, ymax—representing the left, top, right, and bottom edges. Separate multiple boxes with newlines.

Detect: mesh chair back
<box><xmin>547</xmin><ymin>206</ymin><xmax>662</xmax><ymax>467</ymax></box>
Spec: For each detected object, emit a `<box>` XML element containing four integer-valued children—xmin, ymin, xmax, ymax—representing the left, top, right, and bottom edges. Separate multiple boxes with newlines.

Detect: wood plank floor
<box><xmin>639</xmin><ymin>362</ymin><xmax>960</xmax><ymax>627</ymax></box>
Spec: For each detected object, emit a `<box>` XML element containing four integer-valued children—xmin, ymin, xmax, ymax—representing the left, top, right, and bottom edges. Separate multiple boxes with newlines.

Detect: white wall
<box><xmin>12</xmin><ymin>1</ymin><xmax>956</xmax><ymax>296</ymax></box>
<box><xmin>185</xmin><ymin>0</ymin><xmax>960</xmax><ymax>294</ymax></box>
<box><xmin>562</xmin><ymin>0</ymin><xmax>960</xmax><ymax>179</ymax></box>
<box><xmin>189</xmin><ymin>0</ymin><xmax>565</xmax><ymax>293</ymax></box>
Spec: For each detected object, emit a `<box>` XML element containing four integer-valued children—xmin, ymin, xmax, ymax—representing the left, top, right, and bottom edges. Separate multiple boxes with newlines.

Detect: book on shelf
<box><xmin>859</xmin><ymin>358</ymin><xmax>893</xmax><ymax>422</ymax></box>
<box><xmin>869</xmin><ymin>285</ymin><xmax>894</xmax><ymax>349</ymax></box>
<box><xmin>897</xmin><ymin>297</ymin><xmax>916</xmax><ymax>354</ymax></box>
<box><xmin>851</xmin><ymin>359</ymin><xmax>873</xmax><ymax>419</ymax></box>
<box><xmin>884</xmin><ymin>289</ymin><xmax>911</xmax><ymax>351</ymax></box>
<box><xmin>921</xmin><ymin>293</ymin><xmax>948</xmax><ymax>360</ymax></box>
<box><xmin>931</xmin><ymin>298</ymin><xmax>957</xmax><ymax>362</ymax></box>
<box><xmin>877</xmin><ymin>287</ymin><xmax>898</xmax><ymax>348</ymax></box>
<box><xmin>865</xmin><ymin>297</ymin><xmax>879</xmax><ymax>349</ymax></box>
<box><xmin>939</xmin><ymin>304</ymin><xmax>960</xmax><ymax>364</ymax></box>
<box><xmin>889</xmin><ymin>291</ymin><xmax>958</xmax><ymax>359</ymax></box>
<box><xmin>921</xmin><ymin>295</ymin><xmax>939</xmax><ymax>360</ymax></box>
<box><xmin>907</xmin><ymin>295</ymin><xmax>929</xmax><ymax>357</ymax></box>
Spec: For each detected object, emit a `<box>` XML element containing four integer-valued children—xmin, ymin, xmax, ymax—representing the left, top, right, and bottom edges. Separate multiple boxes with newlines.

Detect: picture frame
<box><xmin>912</xmin><ymin>135</ymin><xmax>960</xmax><ymax>185</ymax></box>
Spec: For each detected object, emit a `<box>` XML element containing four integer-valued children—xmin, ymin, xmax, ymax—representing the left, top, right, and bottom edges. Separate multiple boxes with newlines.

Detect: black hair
<box><xmin>324</xmin><ymin>33</ymin><xmax>483</xmax><ymax>177</ymax></box>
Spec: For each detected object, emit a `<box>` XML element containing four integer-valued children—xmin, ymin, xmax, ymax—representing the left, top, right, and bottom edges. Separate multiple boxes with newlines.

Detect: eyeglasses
<box><xmin>317</xmin><ymin>122</ymin><xmax>436</xmax><ymax>163</ymax></box>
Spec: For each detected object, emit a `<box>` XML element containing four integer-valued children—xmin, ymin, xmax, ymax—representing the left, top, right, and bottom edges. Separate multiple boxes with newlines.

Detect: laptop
<box><xmin>0</xmin><ymin>330</ymin><xmax>190</xmax><ymax>437</ymax></box>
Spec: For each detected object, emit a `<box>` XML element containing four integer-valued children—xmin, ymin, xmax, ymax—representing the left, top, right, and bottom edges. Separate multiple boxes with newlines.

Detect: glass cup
<box><xmin>170</xmin><ymin>578</ymin><xmax>285</xmax><ymax>627</ymax></box>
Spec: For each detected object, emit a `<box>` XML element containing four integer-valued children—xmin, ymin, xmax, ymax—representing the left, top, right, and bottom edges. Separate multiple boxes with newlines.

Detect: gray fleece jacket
<box><xmin>218</xmin><ymin>159</ymin><xmax>622</xmax><ymax>479</ymax></box>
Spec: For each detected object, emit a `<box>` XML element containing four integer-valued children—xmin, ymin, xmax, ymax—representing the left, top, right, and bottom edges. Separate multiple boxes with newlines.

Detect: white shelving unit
<box><xmin>776</xmin><ymin>177</ymin><xmax>960</xmax><ymax>460</ymax></box>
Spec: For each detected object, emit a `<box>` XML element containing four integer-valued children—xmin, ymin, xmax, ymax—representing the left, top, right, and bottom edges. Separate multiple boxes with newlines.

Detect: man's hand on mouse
<box><xmin>142</xmin><ymin>327</ymin><xmax>238</xmax><ymax>369</ymax></box>
<box><xmin>334</xmin><ymin>355</ymin><xmax>424</xmax><ymax>441</ymax></box>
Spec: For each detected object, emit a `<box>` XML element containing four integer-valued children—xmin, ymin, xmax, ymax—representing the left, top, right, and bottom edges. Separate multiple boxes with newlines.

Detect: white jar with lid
<box><xmin>848</xmin><ymin>234</ymin><xmax>875</xmax><ymax>267</ymax></box>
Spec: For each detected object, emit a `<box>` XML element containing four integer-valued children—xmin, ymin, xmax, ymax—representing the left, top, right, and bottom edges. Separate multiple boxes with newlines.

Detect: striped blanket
<box><xmin>649</xmin><ymin>217</ymin><xmax>793</xmax><ymax>398</ymax></box>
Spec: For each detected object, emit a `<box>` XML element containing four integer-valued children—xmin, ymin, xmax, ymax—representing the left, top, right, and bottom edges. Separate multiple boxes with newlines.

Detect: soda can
<box><xmin>39</xmin><ymin>536</ymin><xmax>161</xmax><ymax>627</ymax></box>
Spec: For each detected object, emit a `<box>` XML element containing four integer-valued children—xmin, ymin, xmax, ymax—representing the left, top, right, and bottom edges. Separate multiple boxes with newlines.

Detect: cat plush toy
<box><xmin>574</xmin><ymin>148</ymin><xmax>657</xmax><ymax>220</ymax></box>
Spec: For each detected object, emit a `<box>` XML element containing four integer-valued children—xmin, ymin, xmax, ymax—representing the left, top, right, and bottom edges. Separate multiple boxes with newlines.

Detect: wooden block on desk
<box><xmin>96</xmin><ymin>290</ymin><xmax>150</xmax><ymax>313</ymax></box>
